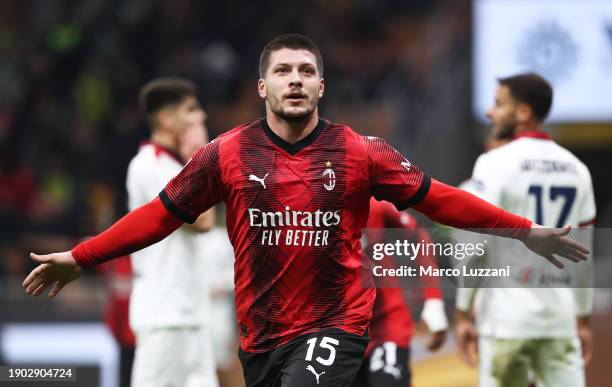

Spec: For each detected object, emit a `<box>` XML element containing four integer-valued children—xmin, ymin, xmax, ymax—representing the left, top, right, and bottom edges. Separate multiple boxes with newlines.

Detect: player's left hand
<box><xmin>455</xmin><ymin>319</ymin><xmax>478</xmax><ymax>367</ymax></box>
<box><xmin>522</xmin><ymin>225</ymin><xmax>590</xmax><ymax>269</ymax></box>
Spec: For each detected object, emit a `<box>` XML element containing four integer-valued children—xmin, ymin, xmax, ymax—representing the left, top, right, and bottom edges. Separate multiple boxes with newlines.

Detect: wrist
<box><xmin>455</xmin><ymin>309</ymin><xmax>473</xmax><ymax>324</ymax></box>
<box><xmin>516</xmin><ymin>216</ymin><xmax>533</xmax><ymax>240</ymax></box>
<box><xmin>71</xmin><ymin>242</ymin><xmax>97</xmax><ymax>268</ymax></box>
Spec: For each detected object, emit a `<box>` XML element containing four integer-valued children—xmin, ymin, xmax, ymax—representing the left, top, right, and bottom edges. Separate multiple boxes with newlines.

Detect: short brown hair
<box><xmin>138</xmin><ymin>77</ymin><xmax>197</xmax><ymax>119</ymax></box>
<box><xmin>498</xmin><ymin>73</ymin><xmax>553</xmax><ymax>122</ymax></box>
<box><xmin>259</xmin><ymin>33</ymin><xmax>324</xmax><ymax>78</ymax></box>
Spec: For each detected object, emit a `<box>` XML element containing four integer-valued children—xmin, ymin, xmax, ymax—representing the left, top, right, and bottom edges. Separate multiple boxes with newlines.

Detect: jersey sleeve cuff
<box><xmin>71</xmin><ymin>243</ymin><xmax>98</xmax><ymax>268</ymax></box>
<box><xmin>579</xmin><ymin>217</ymin><xmax>596</xmax><ymax>228</ymax></box>
<box><xmin>159</xmin><ymin>190</ymin><xmax>196</xmax><ymax>224</ymax></box>
<box><xmin>396</xmin><ymin>175</ymin><xmax>431</xmax><ymax>211</ymax></box>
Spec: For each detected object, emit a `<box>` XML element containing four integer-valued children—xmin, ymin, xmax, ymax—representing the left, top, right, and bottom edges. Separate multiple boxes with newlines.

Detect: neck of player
<box><xmin>514</xmin><ymin>120</ymin><xmax>542</xmax><ymax>135</ymax></box>
<box><xmin>266</xmin><ymin>108</ymin><xmax>319</xmax><ymax>144</ymax></box>
<box><xmin>151</xmin><ymin>128</ymin><xmax>179</xmax><ymax>152</ymax></box>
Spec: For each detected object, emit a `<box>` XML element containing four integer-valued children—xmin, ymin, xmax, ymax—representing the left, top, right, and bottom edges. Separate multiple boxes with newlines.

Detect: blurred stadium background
<box><xmin>1</xmin><ymin>0</ymin><xmax>611</xmax><ymax>386</ymax></box>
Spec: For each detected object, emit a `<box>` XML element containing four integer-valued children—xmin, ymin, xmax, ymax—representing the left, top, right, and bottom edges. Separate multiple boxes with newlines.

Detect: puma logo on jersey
<box><xmin>306</xmin><ymin>365</ymin><xmax>325</xmax><ymax>384</ymax></box>
<box><xmin>401</xmin><ymin>160</ymin><xmax>412</xmax><ymax>171</ymax></box>
<box><xmin>248</xmin><ymin>173</ymin><xmax>269</xmax><ymax>189</ymax></box>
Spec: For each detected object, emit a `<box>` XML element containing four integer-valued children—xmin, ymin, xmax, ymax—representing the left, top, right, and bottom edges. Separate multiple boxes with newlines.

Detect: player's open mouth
<box><xmin>285</xmin><ymin>93</ymin><xmax>307</xmax><ymax>101</ymax></box>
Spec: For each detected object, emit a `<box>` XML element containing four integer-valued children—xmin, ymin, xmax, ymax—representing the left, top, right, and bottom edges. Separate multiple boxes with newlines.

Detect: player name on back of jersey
<box><xmin>248</xmin><ymin>206</ymin><xmax>341</xmax><ymax>247</ymax></box>
<box><xmin>520</xmin><ymin>159</ymin><xmax>578</xmax><ymax>173</ymax></box>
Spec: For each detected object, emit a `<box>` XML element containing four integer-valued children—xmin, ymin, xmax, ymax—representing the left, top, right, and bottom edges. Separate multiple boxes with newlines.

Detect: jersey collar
<box><xmin>262</xmin><ymin>118</ymin><xmax>325</xmax><ymax>155</ymax></box>
<box><xmin>514</xmin><ymin>131</ymin><xmax>552</xmax><ymax>140</ymax></box>
<box><xmin>140</xmin><ymin>141</ymin><xmax>182</xmax><ymax>163</ymax></box>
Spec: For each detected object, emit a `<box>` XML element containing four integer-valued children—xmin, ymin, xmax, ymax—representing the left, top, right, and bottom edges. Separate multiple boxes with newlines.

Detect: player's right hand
<box><xmin>426</xmin><ymin>330</ymin><xmax>447</xmax><ymax>352</ymax></box>
<box><xmin>23</xmin><ymin>251</ymin><xmax>82</xmax><ymax>298</ymax></box>
<box><xmin>455</xmin><ymin>320</ymin><xmax>478</xmax><ymax>367</ymax></box>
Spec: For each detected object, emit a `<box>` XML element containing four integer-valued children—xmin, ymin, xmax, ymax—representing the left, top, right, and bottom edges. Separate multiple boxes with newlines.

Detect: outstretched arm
<box><xmin>365</xmin><ymin>137</ymin><xmax>589</xmax><ymax>268</ymax></box>
<box><xmin>23</xmin><ymin>197</ymin><xmax>183</xmax><ymax>298</ymax></box>
<box><xmin>413</xmin><ymin>179</ymin><xmax>589</xmax><ymax>268</ymax></box>
<box><xmin>24</xmin><ymin>140</ymin><xmax>224</xmax><ymax>298</ymax></box>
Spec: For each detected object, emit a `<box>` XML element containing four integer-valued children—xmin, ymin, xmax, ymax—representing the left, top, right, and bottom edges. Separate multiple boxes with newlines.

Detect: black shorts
<box><xmin>238</xmin><ymin>328</ymin><xmax>369</xmax><ymax>387</ymax></box>
<box><xmin>351</xmin><ymin>343</ymin><xmax>411</xmax><ymax>387</ymax></box>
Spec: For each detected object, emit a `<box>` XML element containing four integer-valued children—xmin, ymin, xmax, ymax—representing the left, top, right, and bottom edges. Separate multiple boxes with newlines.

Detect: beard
<box><xmin>496</xmin><ymin>124</ymin><xmax>515</xmax><ymax>140</ymax></box>
<box><xmin>268</xmin><ymin>95</ymin><xmax>317</xmax><ymax>123</ymax></box>
<box><xmin>493</xmin><ymin>119</ymin><xmax>517</xmax><ymax>140</ymax></box>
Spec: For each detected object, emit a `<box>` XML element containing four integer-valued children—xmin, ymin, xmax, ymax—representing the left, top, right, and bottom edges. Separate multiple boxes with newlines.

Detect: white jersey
<box><xmin>195</xmin><ymin>227</ymin><xmax>235</xmax><ymax>295</ymax></box>
<box><xmin>127</xmin><ymin>143</ymin><xmax>205</xmax><ymax>329</ymax></box>
<box><xmin>456</xmin><ymin>135</ymin><xmax>595</xmax><ymax>339</ymax></box>
<box><xmin>194</xmin><ymin>227</ymin><xmax>236</xmax><ymax>368</ymax></box>
<box><xmin>192</xmin><ymin>226</ymin><xmax>234</xmax><ymax>331</ymax></box>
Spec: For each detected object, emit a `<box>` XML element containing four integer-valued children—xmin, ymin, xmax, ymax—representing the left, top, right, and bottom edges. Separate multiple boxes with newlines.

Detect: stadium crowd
<box><xmin>0</xmin><ymin>0</ymin><xmax>472</xmax><ymax>249</ymax></box>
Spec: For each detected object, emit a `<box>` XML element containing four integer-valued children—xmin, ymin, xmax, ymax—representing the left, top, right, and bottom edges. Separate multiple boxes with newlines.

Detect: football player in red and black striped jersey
<box><xmin>25</xmin><ymin>34</ymin><xmax>589</xmax><ymax>387</ymax></box>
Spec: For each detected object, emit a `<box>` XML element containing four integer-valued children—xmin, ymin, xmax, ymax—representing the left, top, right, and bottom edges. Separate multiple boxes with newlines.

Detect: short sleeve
<box><xmin>126</xmin><ymin>155</ymin><xmax>182</xmax><ymax>211</ymax></box>
<box><xmin>467</xmin><ymin>153</ymin><xmax>504</xmax><ymax>206</ymax></box>
<box><xmin>159</xmin><ymin>141</ymin><xmax>225</xmax><ymax>223</ymax></box>
<box><xmin>367</xmin><ymin>137</ymin><xmax>430</xmax><ymax>210</ymax></box>
<box><xmin>578</xmin><ymin>169</ymin><xmax>596</xmax><ymax>227</ymax></box>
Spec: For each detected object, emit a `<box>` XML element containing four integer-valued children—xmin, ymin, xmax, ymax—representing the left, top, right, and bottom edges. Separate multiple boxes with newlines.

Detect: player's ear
<box><xmin>257</xmin><ymin>79</ymin><xmax>267</xmax><ymax>98</ymax></box>
<box><xmin>157</xmin><ymin>109</ymin><xmax>171</xmax><ymax>129</ymax></box>
<box><xmin>319</xmin><ymin>78</ymin><xmax>325</xmax><ymax>98</ymax></box>
<box><xmin>516</xmin><ymin>103</ymin><xmax>531</xmax><ymax>123</ymax></box>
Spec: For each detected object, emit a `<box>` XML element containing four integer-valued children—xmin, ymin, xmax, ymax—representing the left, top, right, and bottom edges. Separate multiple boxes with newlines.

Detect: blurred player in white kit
<box><xmin>127</xmin><ymin>78</ymin><xmax>218</xmax><ymax>387</ymax></box>
<box><xmin>455</xmin><ymin>73</ymin><xmax>595</xmax><ymax>387</ymax></box>
<box><xmin>196</xmin><ymin>226</ymin><xmax>247</xmax><ymax>387</ymax></box>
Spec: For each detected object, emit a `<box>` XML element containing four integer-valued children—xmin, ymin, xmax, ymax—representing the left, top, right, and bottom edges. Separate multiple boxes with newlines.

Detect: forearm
<box><xmin>72</xmin><ymin>197</ymin><xmax>183</xmax><ymax>267</ymax></box>
<box><xmin>413</xmin><ymin>179</ymin><xmax>532</xmax><ymax>239</ymax></box>
<box><xmin>455</xmin><ymin>287</ymin><xmax>477</xmax><ymax>312</ymax></box>
<box><xmin>455</xmin><ymin>308</ymin><xmax>473</xmax><ymax>323</ymax></box>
